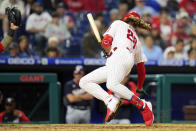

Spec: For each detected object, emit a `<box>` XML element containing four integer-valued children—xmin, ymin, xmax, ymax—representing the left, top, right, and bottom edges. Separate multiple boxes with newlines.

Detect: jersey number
<box><xmin>127</xmin><ymin>29</ymin><xmax>137</xmax><ymax>49</ymax></box>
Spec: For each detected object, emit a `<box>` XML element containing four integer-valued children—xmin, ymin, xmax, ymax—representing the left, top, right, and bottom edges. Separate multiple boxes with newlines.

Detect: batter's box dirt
<box><xmin>0</xmin><ymin>124</ymin><xmax>196</xmax><ymax>131</ymax></box>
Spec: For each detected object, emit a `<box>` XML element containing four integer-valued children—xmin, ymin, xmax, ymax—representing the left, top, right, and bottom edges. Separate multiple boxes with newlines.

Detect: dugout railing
<box><xmin>0</xmin><ymin>73</ymin><xmax>60</xmax><ymax>124</ymax></box>
<box><xmin>131</xmin><ymin>74</ymin><xmax>196</xmax><ymax>123</ymax></box>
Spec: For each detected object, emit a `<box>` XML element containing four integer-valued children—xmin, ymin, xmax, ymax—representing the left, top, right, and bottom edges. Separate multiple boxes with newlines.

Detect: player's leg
<box><xmin>106</xmin><ymin>49</ymin><xmax>135</xmax><ymax>100</ymax></box>
<box><xmin>104</xmin><ymin>50</ymin><xmax>134</xmax><ymax>122</ymax></box>
<box><xmin>66</xmin><ymin>106</ymin><xmax>80</xmax><ymax>124</ymax></box>
<box><xmin>105</xmin><ymin>49</ymin><xmax>154</xmax><ymax>125</ymax></box>
<box><xmin>79</xmin><ymin>66</ymin><xmax>112</xmax><ymax>105</ymax></box>
<box><xmin>80</xmin><ymin>109</ymin><xmax>91</xmax><ymax>123</ymax></box>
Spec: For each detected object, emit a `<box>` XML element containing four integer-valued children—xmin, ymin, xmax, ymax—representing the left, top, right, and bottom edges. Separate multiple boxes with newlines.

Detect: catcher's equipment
<box><xmin>5</xmin><ymin>7</ymin><xmax>21</xmax><ymax>26</ymax></box>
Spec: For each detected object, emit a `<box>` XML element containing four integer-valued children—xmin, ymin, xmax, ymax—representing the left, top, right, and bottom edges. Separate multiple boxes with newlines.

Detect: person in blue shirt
<box><xmin>142</xmin><ymin>34</ymin><xmax>163</xmax><ymax>60</ymax></box>
<box><xmin>129</xmin><ymin>0</ymin><xmax>158</xmax><ymax>16</ymax></box>
<box><xmin>17</xmin><ymin>35</ymin><xmax>34</xmax><ymax>57</ymax></box>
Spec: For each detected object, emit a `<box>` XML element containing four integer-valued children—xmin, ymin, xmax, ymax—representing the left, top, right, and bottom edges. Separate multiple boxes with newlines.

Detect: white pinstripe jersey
<box><xmin>103</xmin><ymin>20</ymin><xmax>147</xmax><ymax>63</ymax></box>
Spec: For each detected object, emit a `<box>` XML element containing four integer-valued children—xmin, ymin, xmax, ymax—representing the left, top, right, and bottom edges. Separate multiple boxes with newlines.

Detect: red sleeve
<box><xmin>19</xmin><ymin>111</ymin><xmax>30</xmax><ymax>122</ymax></box>
<box><xmin>101</xmin><ymin>34</ymin><xmax>113</xmax><ymax>47</ymax></box>
<box><xmin>0</xmin><ymin>112</ymin><xmax>5</xmax><ymax>122</ymax></box>
<box><xmin>0</xmin><ymin>42</ymin><xmax>4</xmax><ymax>52</ymax></box>
<box><xmin>136</xmin><ymin>62</ymin><xmax>145</xmax><ymax>89</ymax></box>
<box><xmin>129</xmin><ymin>82</ymin><xmax>139</xmax><ymax>97</ymax></box>
<box><xmin>107</xmin><ymin>90</ymin><xmax>113</xmax><ymax>95</ymax></box>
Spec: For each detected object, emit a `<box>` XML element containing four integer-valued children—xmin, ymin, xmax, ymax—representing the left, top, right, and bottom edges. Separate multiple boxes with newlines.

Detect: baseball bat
<box><xmin>87</xmin><ymin>13</ymin><xmax>102</xmax><ymax>43</ymax></box>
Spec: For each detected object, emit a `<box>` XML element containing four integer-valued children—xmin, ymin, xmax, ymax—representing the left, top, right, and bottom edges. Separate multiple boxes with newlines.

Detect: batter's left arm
<box><xmin>136</xmin><ymin>62</ymin><xmax>145</xmax><ymax>89</ymax></box>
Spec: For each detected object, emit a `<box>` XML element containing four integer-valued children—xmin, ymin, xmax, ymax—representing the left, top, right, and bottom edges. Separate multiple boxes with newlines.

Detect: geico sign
<box><xmin>20</xmin><ymin>75</ymin><xmax>45</xmax><ymax>82</ymax></box>
<box><xmin>8</xmin><ymin>58</ymin><xmax>35</xmax><ymax>65</ymax></box>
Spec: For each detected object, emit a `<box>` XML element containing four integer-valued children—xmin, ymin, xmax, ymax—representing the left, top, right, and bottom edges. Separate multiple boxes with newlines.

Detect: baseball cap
<box><xmin>33</xmin><ymin>2</ymin><xmax>42</xmax><ymax>8</ymax></box>
<box><xmin>48</xmin><ymin>37</ymin><xmax>59</xmax><ymax>44</ymax></box>
<box><xmin>57</xmin><ymin>2</ymin><xmax>65</xmax><ymax>8</ymax></box>
<box><xmin>74</xmin><ymin>65</ymin><xmax>84</xmax><ymax>74</ymax></box>
<box><xmin>5</xmin><ymin>97</ymin><xmax>15</xmax><ymax>105</ymax></box>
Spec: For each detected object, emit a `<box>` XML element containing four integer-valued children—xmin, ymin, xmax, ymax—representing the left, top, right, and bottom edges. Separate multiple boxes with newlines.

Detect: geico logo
<box><xmin>8</xmin><ymin>58</ymin><xmax>35</xmax><ymax>64</ymax></box>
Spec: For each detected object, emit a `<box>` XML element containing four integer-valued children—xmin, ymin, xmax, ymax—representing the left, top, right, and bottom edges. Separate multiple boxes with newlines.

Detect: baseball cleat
<box><xmin>140</xmin><ymin>100</ymin><xmax>154</xmax><ymax>126</ymax></box>
<box><xmin>105</xmin><ymin>96</ymin><xmax>122</xmax><ymax>122</ymax></box>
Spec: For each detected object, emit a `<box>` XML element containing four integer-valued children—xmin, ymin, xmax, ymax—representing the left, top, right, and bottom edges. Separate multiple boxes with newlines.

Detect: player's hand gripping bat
<box><xmin>87</xmin><ymin>13</ymin><xmax>109</xmax><ymax>58</ymax></box>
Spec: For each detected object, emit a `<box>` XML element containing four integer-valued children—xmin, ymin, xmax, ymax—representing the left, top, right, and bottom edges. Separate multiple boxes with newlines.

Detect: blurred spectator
<box><xmin>26</xmin><ymin>2</ymin><xmax>52</xmax><ymax>56</ymax></box>
<box><xmin>44</xmin><ymin>12</ymin><xmax>71</xmax><ymax>43</ymax></box>
<box><xmin>46</xmin><ymin>47</ymin><xmax>59</xmax><ymax>58</ymax></box>
<box><xmin>130</xmin><ymin>0</ymin><xmax>158</xmax><ymax>16</ymax></box>
<box><xmin>63</xmin><ymin>0</ymin><xmax>105</xmax><ymax>12</ymax></box>
<box><xmin>156</xmin><ymin>0</ymin><xmax>168</xmax><ymax>7</ymax></box>
<box><xmin>151</xmin><ymin>24</ymin><xmax>166</xmax><ymax>50</ymax></box>
<box><xmin>94</xmin><ymin>12</ymin><xmax>106</xmax><ymax>33</ymax></box>
<box><xmin>120</xmin><ymin>0</ymin><xmax>135</xmax><ymax>10</ymax></box>
<box><xmin>107</xmin><ymin>75</ymin><xmax>139</xmax><ymax>124</ymax></box>
<box><xmin>166</xmin><ymin>48</ymin><xmax>175</xmax><ymax>60</ymax></box>
<box><xmin>185</xmin><ymin>38</ymin><xmax>196</xmax><ymax>54</ymax></box>
<box><xmin>0</xmin><ymin>97</ymin><xmax>30</xmax><ymax>123</ymax></box>
<box><xmin>169</xmin><ymin>22</ymin><xmax>189</xmax><ymax>46</ymax></box>
<box><xmin>173</xmin><ymin>11</ymin><xmax>192</xmax><ymax>35</ymax></box>
<box><xmin>46</xmin><ymin>36</ymin><xmax>64</xmax><ymax>57</ymax></box>
<box><xmin>63</xmin><ymin>0</ymin><xmax>84</xmax><ymax>12</ymax></box>
<box><xmin>164</xmin><ymin>39</ymin><xmax>188</xmax><ymax>60</ymax></box>
<box><xmin>63</xmin><ymin>65</ymin><xmax>93</xmax><ymax>124</ymax></box>
<box><xmin>141</xmin><ymin>12</ymin><xmax>152</xmax><ymax>24</ymax></box>
<box><xmin>188</xmin><ymin>48</ymin><xmax>196</xmax><ymax>60</ymax></box>
<box><xmin>8</xmin><ymin>43</ymin><xmax>19</xmax><ymax>57</ymax></box>
<box><xmin>109</xmin><ymin>9</ymin><xmax>119</xmax><ymax>23</ymax></box>
<box><xmin>83</xmin><ymin>0</ymin><xmax>105</xmax><ymax>12</ymax></box>
<box><xmin>190</xmin><ymin>25</ymin><xmax>196</xmax><ymax>37</ymax></box>
<box><xmin>17</xmin><ymin>35</ymin><xmax>33</xmax><ymax>57</ymax></box>
<box><xmin>42</xmin><ymin>0</ymin><xmax>61</xmax><ymax>12</ymax></box>
<box><xmin>0</xmin><ymin>0</ymin><xmax>25</xmax><ymax>35</ymax></box>
<box><xmin>118</xmin><ymin>3</ymin><xmax>128</xmax><ymax>19</ymax></box>
<box><xmin>24</xmin><ymin>0</ymin><xmax>35</xmax><ymax>17</ymax></box>
<box><xmin>82</xmin><ymin>20</ymin><xmax>102</xmax><ymax>58</ymax></box>
<box><xmin>166</xmin><ymin>0</ymin><xmax>179</xmax><ymax>18</ymax></box>
<box><xmin>152</xmin><ymin>8</ymin><xmax>172</xmax><ymax>44</ymax></box>
<box><xmin>142</xmin><ymin>35</ymin><xmax>163</xmax><ymax>60</ymax></box>
<box><xmin>56</xmin><ymin>2</ymin><xmax>74</xmax><ymax>30</ymax></box>
<box><xmin>179</xmin><ymin>0</ymin><xmax>196</xmax><ymax>15</ymax></box>
<box><xmin>145</xmin><ymin>0</ymin><xmax>161</xmax><ymax>12</ymax></box>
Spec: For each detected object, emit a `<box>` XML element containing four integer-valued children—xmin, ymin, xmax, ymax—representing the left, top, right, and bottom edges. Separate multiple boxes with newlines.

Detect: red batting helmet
<box><xmin>121</xmin><ymin>12</ymin><xmax>140</xmax><ymax>21</ymax></box>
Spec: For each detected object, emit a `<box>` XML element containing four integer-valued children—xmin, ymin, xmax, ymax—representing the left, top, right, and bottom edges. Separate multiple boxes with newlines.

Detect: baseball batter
<box><xmin>79</xmin><ymin>12</ymin><xmax>154</xmax><ymax>126</ymax></box>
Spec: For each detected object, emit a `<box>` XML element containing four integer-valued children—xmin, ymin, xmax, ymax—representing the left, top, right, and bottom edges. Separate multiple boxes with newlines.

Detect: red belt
<box><xmin>109</xmin><ymin>47</ymin><xmax>130</xmax><ymax>56</ymax></box>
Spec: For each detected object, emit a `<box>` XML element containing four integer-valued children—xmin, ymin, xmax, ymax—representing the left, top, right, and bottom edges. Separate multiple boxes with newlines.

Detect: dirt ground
<box><xmin>0</xmin><ymin>124</ymin><xmax>196</xmax><ymax>131</ymax></box>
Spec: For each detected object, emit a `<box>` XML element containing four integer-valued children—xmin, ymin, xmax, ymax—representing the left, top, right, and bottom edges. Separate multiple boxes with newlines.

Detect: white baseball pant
<box><xmin>80</xmin><ymin>48</ymin><xmax>135</xmax><ymax>105</ymax></box>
